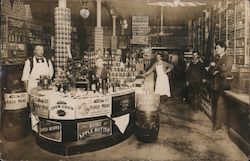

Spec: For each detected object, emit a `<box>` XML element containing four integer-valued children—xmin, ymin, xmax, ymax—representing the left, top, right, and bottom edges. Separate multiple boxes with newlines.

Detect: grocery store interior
<box><xmin>0</xmin><ymin>0</ymin><xmax>249</xmax><ymax>160</ymax></box>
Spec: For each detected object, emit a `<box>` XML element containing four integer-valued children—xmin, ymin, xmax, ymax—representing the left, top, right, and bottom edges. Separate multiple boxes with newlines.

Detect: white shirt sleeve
<box><xmin>21</xmin><ymin>59</ymin><xmax>31</xmax><ymax>81</ymax></box>
<box><xmin>48</xmin><ymin>60</ymin><xmax>54</xmax><ymax>79</ymax></box>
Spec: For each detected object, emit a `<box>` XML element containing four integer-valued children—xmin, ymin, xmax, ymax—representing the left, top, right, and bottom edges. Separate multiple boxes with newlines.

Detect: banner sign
<box><xmin>112</xmin><ymin>92</ymin><xmax>135</xmax><ymax>114</ymax></box>
<box><xmin>76</xmin><ymin>96</ymin><xmax>112</xmax><ymax>119</ymax></box>
<box><xmin>39</xmin><ymin>120</ymin><xmax>62</xmax><ymax>142</ymax></box>
<box><xmin>4</xmin><ymin>92</ymin><xmax>28</xmax><ymax>110</ymax></box>
<box><xmin>77</xmin><ymin>118</ymin><xmax>112</xmax><ymax>142</ymax></box>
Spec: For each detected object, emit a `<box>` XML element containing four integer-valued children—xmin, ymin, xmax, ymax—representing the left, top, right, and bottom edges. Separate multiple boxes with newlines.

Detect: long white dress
<box><xmin>155</xmin><ymin>63</ymin><xmax>171</xmax><ymax>97</ymax></box>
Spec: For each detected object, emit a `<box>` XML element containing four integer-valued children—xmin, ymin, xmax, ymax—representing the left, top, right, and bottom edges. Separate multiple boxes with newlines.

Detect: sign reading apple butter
<box><xmin>39</xmin><ymin>120</ymin><xmax>62</xmax><ymax>142</ymax></box>
<box><xmin>77</xmin><ymin>119</ymin><xmax>112</xmax><ymax>142</ymax></box>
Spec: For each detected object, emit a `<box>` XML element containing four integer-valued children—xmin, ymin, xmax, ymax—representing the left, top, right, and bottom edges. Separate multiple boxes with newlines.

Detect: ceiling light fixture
<box><xmin>80</xmin><ymin>0</ymin><xmax>90</xmax><ymax>19</ymax></box>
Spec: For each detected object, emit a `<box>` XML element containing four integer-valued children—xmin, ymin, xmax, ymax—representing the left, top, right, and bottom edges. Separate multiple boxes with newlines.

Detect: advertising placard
<box><xmin>76</xmin><ymin>96</ymin><xmax>112</xmax><ymax>119</ymax></box>
<box><xmin>49</xmin><ymin>100</ymin><xmax>76</xmax><ymax>120</ymax></box>
<box><xmin>112</xmin><ymin>92</ymin><xmax>135</xmax><ymax>114</ymax></box>
<box><xmin>130</xmin><ymin>36</ymin><xmax>149</xmax><ymax>45</ymax></box>
<box><xmin>4</xmin><ymin>92</ymin><xmax>28</xmax><ymax>110</ymax></box>
<box><xmin>39</xmin><ymin>119</ymin><xmax>62</xmax><ymax>142</ymax></box>
<box><xmin>77</xmin><ymin>118</ymin><xmax>112</xmax><ymax>142</ymax></box>
<box><xmin>33</xmin><ymin>96</ymin><xmax>49</xmax><ymax>118</ymax></box>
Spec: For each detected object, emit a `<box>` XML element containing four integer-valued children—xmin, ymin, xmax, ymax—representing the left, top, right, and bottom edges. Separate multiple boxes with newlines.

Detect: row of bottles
<box><xmin>90</xmin><ymin>76</ymin><xmax>116</xmax><ymax>94</ymax></box>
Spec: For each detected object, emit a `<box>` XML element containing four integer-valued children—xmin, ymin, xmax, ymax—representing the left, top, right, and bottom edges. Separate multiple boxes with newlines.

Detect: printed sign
<box><xmin>76</xmin><ymin>96</ymin><xmax>112</xmax><ymax>119</ymax></box>
<box><xmin>132</xmin><ymin>16</ymin><xmax>149</xmax><ymax>36</ymax></box>
<box><xmin>112</xmin><ymin>92</ymin><xmax>135</xmax><ymax>114</ymax></box>
<box><xmin>4</xmin><ymin>92</ymin><xmax>28</xmax><ymax>110</ymax></box>
<box><xmin>39</xmin><ymin>120</ymin><xmax>62</xmax><ymax>142</ymax></box>
<box><xmin>131</xmin><ymin>16</ymin><xmax>149</xmax><ymax>44</ymax></box>
<box><xmin>49</xmin><ymin>100</ymin><xmax>75</xmax><ymax>120</ymax></box>
<box><xmin>32</xmin><ymin>96</ymin><xmax>49</xmax><ymax>118</ymax></box>
<box><xmin>130</xmin><ymin>36</ymin><xmax>149</xmax><ymax>45</ymax></box>
<box><xmin>77</xmin><ymin>119</ymin><xmax>112</xmax><ymax>141</ymax></box>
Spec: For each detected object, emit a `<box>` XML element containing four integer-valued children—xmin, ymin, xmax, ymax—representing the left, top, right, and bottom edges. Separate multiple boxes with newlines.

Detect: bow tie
<box><xmin>36</xmin><ymin>57</ymin><xmax>44</xmax><ymax>63</ymax></box>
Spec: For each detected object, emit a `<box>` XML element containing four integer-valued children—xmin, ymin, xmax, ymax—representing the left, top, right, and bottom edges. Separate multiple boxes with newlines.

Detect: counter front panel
<box><xmin>30</xmin><ymin>88</ymin><xmax>136</xmax><ymax>155</ymax></box>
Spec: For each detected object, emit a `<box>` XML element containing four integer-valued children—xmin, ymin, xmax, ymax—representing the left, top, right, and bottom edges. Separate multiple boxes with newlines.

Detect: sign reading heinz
<box><xmin>77</xmin><ymin>119</ymin><xmax>112</xmax><ymax>142</ymax></box>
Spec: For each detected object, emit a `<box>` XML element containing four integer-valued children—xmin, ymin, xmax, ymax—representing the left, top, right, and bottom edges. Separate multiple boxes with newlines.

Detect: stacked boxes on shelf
<box><xmin>227</xmin><ymin>1</ymin><xmax>235</xmax><ymax>56</ymax></box>
<box><xmin>109</xmin><ymin>50</ymin><xmax>136</xmax><ymax>84</ymax></box>
<box><xmin>84</xmin><ymin>51</ymin><xmax>96</xmax><ymax>69</ymax></box>
<box><xmin>234</xmin><ymin>0</ymin><xmax>249</xmax><ymax>65</ymax></box>
<box><xmin>0</xmin><ymin>0</ymin><xmax>51</xmax><ymax>60</ymax></box>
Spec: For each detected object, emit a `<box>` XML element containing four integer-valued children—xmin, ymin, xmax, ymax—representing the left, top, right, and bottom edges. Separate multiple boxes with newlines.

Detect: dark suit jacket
<box><xmin>91</xmin><ymin>67</ymin><xmax>108</xmax><ymax>81</ymax></box>
<box><xmin>186</xmin><ymin>61</ymin><xmax>206</xmax><ymax>88</ymax></box>
<box><xmin>213</xmin><ymin>54</ymin><xmax>234</xmax><ymax>91</ymax></box>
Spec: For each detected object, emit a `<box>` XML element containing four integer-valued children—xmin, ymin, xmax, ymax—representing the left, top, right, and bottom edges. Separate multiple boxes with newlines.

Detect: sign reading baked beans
<box><xmin>39</xmin><ymin>119</ymin><xmax>62</xmax><ymax>142</ymax></box>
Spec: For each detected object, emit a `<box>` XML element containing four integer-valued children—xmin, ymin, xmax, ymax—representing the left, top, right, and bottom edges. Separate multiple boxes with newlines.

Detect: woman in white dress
<box><xmin>145</xmin><ymin>53</ymin><xmax>173</xmax><ymax>97</ymax></box>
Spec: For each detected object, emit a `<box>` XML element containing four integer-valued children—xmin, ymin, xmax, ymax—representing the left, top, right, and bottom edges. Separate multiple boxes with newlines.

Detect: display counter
<box><xmin>29</xmin><ymin>87</ymin><xmax>135</xmax><ymax>156</ymax></box>
<box><xmin>224</xmin><ymin>90</ymin><xmax>250</xmax><ymax>156</ymax></box>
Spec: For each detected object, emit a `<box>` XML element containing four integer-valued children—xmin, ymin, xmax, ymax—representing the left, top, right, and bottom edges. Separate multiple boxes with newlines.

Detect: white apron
<box><xmin>28</xmin><ymin>58</ymin><xmax>51</xmax><ymax>92</ymax></box>
<box><xmin>155</xmin><ymin>64</ymin><xmax>171</xmax><ymax>97</ymax></box>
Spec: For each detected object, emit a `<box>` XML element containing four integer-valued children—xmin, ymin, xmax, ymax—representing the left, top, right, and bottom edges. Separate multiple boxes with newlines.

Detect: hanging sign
<box><xmin>4</xmin><ymin>92</ymin><xmax>28</xmax><ymax>110</ymax></box>
<box><xmin>77</xmin><ymin>118</ymin><xmax>112</xmax><ymax>142</ymax></box>
<box><xmin>131</xmin><ymin>16</ymin><xmax>149</xmax><ymax>44</ymax></box>
<box><xmin>130</xmin><ymin>36</ymin><xmax>149</xmax><ymax>45</ymax></box>
<box><xmin>39</xmin><ymin>120</ymin><xmax>62</xmax><ymax>142</ymax></box>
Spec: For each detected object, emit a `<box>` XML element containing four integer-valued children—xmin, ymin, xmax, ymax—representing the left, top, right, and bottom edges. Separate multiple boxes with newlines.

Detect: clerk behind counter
<box><xmin>90</xmin><ymin>56</ymin><xmax>108</xmax><ymax>83</ymax></box>
<box><xmin>21</xmin><ymin>45</ymin><xmax>54</xmax><ymax>92</ymax></box>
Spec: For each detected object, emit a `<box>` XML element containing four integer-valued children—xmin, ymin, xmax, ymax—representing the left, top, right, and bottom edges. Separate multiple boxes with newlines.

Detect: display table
<box><xmin>29</xmin><ymin>88</ymin><xmax>135</xmax><ymax>156</ymax></box>
<box><xmin>224</xmin><ymin>90</ymin><xmax>250</xmax><ymax>156</ymax></box>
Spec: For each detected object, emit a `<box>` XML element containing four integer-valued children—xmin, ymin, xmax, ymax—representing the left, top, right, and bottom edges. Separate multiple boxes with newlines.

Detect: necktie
<box><xmin>36</xmin><ymin>58</ymin><xmax>44</xmax><ymax>63</ymax></box>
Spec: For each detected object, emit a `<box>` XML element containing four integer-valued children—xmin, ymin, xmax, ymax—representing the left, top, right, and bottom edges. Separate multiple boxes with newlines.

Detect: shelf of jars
<box><xmin>0</xmin><ymin>15</ymin><xmax>52</xmax><ymax>60</ymax></box>
<box><xmin>234</xmin><ymin>0</ymin><xmax>249</xmax><ymax>66</ymax></box>
<box><xmin>229</xmin><ymin>0</ymin><xmax>250</xmax><ymax>93</ymax></box>
<box><xmin>227</xmin><ymin>3</ymin><xmax>235</xmax><ymax>56</ymax></box>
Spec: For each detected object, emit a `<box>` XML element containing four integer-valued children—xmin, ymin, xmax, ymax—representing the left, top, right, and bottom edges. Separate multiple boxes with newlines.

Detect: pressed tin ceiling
<box><xmin>23</xmin><ymin>0</ymin><xmax>210</xmax><ymax>25</ymax></box>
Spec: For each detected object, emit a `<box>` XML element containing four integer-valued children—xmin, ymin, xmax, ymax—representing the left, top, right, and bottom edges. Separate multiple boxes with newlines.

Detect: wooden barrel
<box><xmin>135</xmin><ymin>94</ymin><xmax>160</xmax><ymax>143</ymax></box>
<box><xmin>135</xmin><ymin>110</ymin><xmax>159</xmax><ymax>143</ymax></box>
<box><xmin>3</xmin><ymin>92</ymin><xmax>30</xmax><ymax>141</ymax></box>
<box><xmin>3</xmin><ymin>108</ymin><xmax>30</xmax><ymax>141</ymax></box>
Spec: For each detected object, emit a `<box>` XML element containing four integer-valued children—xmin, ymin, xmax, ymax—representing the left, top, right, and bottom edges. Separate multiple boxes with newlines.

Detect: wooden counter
<box><xmin>30</xmin><ymin>88</ymin><xmax>135</xmax><ymax>156</ymax></box>
<box><xmin>224</xmin><ymin>90</ymin><xmax>250</xmax><ymax>157</ymax></box>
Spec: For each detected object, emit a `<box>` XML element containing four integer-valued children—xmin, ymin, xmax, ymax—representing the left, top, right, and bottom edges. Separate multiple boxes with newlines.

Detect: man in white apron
<box><xmin>21</xmin><ymin>45</ymin><xmax>54</xmax><ymax>93</ymax></box>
